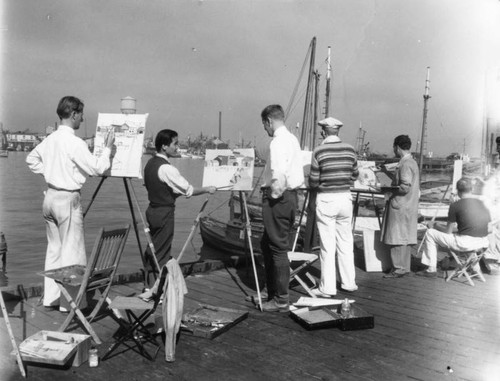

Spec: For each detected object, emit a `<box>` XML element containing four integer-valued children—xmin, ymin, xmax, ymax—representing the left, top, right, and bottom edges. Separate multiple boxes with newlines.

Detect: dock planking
<box><xmin>1</xmin><ymin>260</ymin><xmax>499</xmax><ymax>381</ymax></box>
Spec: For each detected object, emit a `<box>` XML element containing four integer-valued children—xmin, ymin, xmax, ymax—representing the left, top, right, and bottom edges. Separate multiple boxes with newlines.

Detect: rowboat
<box><xmin>199</xmin><ymin>215</ymin><xmax>265</xmax><ymax>255</ymax></box>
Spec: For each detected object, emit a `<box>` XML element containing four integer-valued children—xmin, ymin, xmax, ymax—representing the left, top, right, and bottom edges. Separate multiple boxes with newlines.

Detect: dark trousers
<box><xmin>145</xmin><ymin>205</ymin><xmax>175</xmax><ymax>275</ymax></box>
<box><xmin>260</xmin><ymin>189</ymin><xmax>297</xmax><ymax>304</ymax></box>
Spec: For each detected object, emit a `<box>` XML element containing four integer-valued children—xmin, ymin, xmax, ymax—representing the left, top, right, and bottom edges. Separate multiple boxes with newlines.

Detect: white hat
<box><xmin>318</xmin><ymin>117</ymin><xmax>343</xmax><ymax>128</ymax></box>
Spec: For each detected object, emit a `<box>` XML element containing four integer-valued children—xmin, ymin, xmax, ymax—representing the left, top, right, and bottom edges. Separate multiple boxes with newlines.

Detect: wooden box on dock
<box><xmin>180</xmin><ymin>304</ymin><xmax>249</xmax><ymax>339</ymax></box>
<box><xmin>16</xmin><ymin>330</ymin><xmax>91</xmax><ymax>367</ymax></box>
<box><xmin>290</xmin><ymin>304</ymin><xmax>374</xmax><ymax>331</ymax></box>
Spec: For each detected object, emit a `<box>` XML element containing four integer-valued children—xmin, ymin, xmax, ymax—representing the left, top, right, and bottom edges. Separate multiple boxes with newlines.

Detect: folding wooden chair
<box><xmin>102</xmin><ymin>265</ymin><xmax>168</xmax><ymax>361</ymax></box>
<box><xmin>41</xmin><ymin>225</ymin><xmax>130</xmax><ymax>344</ymax></box>
<box><xmin>446</xmin><ymin>247</ymin><xmax>488</xmax><ymax>286</ymax></box>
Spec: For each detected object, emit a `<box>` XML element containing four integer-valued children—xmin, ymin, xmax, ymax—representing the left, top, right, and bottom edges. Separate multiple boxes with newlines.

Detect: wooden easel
<box><xmin>239</xmin><ymin>191</ymin><xmax>263</xmax><ymax>311</ymax></box>
<box><xmin>84</xmin><ymin>176</ymin><xmax>160</xmax><ymax>287</ymax></box>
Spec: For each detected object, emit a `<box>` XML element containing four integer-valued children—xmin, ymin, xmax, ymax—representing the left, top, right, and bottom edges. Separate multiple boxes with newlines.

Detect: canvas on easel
<box><xmin>202</xmin><ymin>148</ymin><xmax>255</xmax><ymax>191</ymax></box>
<box><xmin>93</xmin><ymin>113</ymin><xmax>148</xmax><ymax>178</ymax></box>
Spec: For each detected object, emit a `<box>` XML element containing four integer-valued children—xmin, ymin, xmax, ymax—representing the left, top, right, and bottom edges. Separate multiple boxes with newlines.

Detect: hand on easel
<box><xmin>206</xmin><ymin>186</ymin><xmax>216</xmax><ymax>194</ymax></box>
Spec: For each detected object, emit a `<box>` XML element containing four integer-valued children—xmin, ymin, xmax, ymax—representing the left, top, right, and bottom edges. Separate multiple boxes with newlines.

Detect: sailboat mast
<box><xmin>300</xmin><ymin>37</ymin><xmax>317</xmax><ymax>151</ymax></box>
<box><xmin>324</xmin><ymin>46</ymin><xmax>332</xmax><ymax>118</ymax></box>
<box><xmin>418</xmin><ymin>66</ymin><xmax>431</xmax><ymax>178</ymax></box>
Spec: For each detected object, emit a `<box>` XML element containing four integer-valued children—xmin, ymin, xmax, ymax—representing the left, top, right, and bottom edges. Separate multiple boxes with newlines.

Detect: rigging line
<box><xmin>284</xmin><ymin>41</ymin><xmax>314</xmax><ymax>120</ymax></box>
<box><xmin>206</xmin><ymin>197</ymin><xmax>232</xmax><ymax>216</ymax></box>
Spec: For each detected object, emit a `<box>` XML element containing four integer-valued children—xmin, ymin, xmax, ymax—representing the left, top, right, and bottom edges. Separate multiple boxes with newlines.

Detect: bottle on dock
<box><xmin>341</xmin><ymin>298</ymin><xmax>351</xmax><ymax>318</ymax></box>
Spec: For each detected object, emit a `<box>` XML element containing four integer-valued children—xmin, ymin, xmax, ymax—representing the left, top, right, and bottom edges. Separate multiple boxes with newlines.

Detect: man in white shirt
<box><xmin>27</xmin><ymin>96</ymin><xmax>115</xmax><ymax>311</ymax></box>
<box><xmin>143</xmin><ymin>129</ymin><xmax>215</xmax><ymax>280</ymax></box>
<box><xmin>259</xmin><ymin>104</ymin><xmax>304</xmax><ymax>312</ymax></box>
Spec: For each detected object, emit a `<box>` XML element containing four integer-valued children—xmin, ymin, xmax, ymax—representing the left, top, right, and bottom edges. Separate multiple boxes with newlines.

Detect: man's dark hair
<box><xmin>155</xmin><ymin>129</ymin><xmax>178</xmax><ymax>152</ymax></box>
<box><xmin>393</xmin><ymin>135</ymin><xmax>412</xmax><ymax>150</ymax></box>
<box><xmin>496</xmin><ymin>136</ymin><xmax>500</xmax><ymax>144</ymax></box>
<box><xmin>57</xmin><ymin>96</ymin><xmax>84</xmax><ymax>120</ymax></box>
<box><xmin>456</xmin><ymin>177</ymin><xmax>472</xmax><ymax>194</ymax></box>
<box><xmin>261</xmin><ymin>104</ymin><xmax>285</xmax><ymax>122</ymax></box>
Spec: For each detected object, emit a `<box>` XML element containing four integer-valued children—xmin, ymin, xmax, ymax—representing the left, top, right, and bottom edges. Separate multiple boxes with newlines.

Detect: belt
<box><xmin>48</xmin><ymin>184</ymin><xmax>80</xmax><ymax>193</ymax></box>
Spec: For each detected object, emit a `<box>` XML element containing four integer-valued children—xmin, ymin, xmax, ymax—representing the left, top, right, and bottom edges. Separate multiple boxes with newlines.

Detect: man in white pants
<box><xmin>308</xmin><ymin>117</ymin><xmax>359</xmax><ymax>296</ymax></box>
<box><xmin>417</xmin><ymin>178</ymin><xmax>491</xmax><ymax>277</ymax></box>
<box><xmin>27</xmin><ymin>96</ymin><xmax>114</xmax><ymax>311</ymax></box>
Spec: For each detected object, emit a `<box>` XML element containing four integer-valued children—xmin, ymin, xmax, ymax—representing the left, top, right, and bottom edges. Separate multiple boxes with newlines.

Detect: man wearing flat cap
<box><xmin>308</xmin><ymin>117</ymin><xmax>359</xmax><ymax>296</ymax></box>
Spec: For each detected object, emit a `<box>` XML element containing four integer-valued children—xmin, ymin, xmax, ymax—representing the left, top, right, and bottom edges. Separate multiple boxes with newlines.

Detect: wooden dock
<box><xmin>1</xmin><ymin>258</ymin><xmax>499</xmax><ymax>381</ymax></box>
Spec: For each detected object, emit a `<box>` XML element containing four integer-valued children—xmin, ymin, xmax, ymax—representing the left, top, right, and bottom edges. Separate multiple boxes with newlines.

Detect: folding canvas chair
<box><xmin>288</xmin><ymin>250</ymin><xmax>319</xmax><ymax>297</ymax></box>
<box><xmin>102</xmin><ymin>265</ymin><xmax>168</xmax><ymax>361</ymax></box>
<box><xmin>41</xmin><ymin>225</ymin><xmax>130</xmax><ymax>344</ymax></box>
<box><xmin>446</xmin><ymin>247</ymin><xmax>488</xmax><ymax>286</ymax></box>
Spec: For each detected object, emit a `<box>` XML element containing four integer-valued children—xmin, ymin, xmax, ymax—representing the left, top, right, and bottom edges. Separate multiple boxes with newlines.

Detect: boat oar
<box><xmin>0</xmin><ymin>291</ymin><xmax>26</xmax><ymax>378</ymax></box>
<box><xmin>241</xmin><ymin>192</ymin><xmax>263</xmax><ymax>311</ymax></box>
<box><xmin>177</xmin><ymin>198</ymin><xmax>210</xmax><ymax>263</ymax></box>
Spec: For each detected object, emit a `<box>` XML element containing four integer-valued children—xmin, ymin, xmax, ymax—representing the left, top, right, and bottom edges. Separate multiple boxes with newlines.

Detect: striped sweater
<box><xmin>309</xmin><ymin>138</ymin><xmax>359</xmax><ymax>193</ymax></box>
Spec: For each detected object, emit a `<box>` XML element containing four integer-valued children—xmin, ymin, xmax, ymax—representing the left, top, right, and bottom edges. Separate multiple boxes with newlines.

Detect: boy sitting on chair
<box><xmin>417</xmin><ymin>177</ymin><xmax>491</xmax><ymax>277</ymax></box>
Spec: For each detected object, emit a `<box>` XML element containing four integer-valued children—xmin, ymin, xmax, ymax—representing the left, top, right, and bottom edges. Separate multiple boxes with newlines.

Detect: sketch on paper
<box><xmin>93</xmin><ymin>113</ymin><xmax>148</xmax><ymax>178</ymax></box>
<box><xmin>202</xmin><ymin>148</ymin><xmax>255</xmax><ymax>191</ymax></box>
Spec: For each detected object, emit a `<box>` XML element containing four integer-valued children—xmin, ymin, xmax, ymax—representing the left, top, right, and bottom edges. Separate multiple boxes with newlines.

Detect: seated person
<box><xmin>417</xmin><ymin>177</ymin><xmax>491</xmax><ymax>277</ymax></box>
<box><xmin>480</xmin><ymin>136</ymin><xmax>500</xmax><ymax>273</ymax></box>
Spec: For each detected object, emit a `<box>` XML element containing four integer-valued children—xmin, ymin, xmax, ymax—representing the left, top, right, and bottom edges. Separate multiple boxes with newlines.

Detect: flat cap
<box><xmin>318</xmin><ymin>117</ymin><xmax>343</xmax><ymax>128</ymax></box>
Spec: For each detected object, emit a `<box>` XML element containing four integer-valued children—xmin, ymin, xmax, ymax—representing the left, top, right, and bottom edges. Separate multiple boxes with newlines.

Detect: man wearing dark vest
<box><xmin>144</xmin><ymin>129</ymin><xmax>215</xmax><ymax>274</ymax></box>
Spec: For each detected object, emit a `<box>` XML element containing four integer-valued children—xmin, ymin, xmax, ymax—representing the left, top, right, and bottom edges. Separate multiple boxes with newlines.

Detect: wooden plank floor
<box><xmin>1</xmin><ymin>261</ymin><xmax>500</xmax><ymax>381</ymax></box>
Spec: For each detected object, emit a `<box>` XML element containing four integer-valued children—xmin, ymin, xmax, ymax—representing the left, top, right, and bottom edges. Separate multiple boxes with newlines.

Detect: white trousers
<box><xmin>42</xmin><ymin>189</ymin><xmax>86</xmax><ymax>306</ymax></box>
<box><xmin>315</xmin><ymin>192</ymin><xmax>357</xmax><ymax>294</ymax></box>
<box><xmin>421</xmin><ymin>228</ymin><xmax>489</xmax><ymax>268</ymax></box>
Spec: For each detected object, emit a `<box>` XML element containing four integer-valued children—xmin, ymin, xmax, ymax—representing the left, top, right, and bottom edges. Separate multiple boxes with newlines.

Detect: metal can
<box><xmin>89</xmin><ymin>348</ymin><xmax>99</xmax><ymax>367</ymax></box>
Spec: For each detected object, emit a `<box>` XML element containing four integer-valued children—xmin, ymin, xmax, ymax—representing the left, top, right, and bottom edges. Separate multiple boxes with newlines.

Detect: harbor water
<box><xmin>0</xmin><ymin>153</ymin><xmax>233</xmax><ymax>288</ymax></box>
<box><xmin>0</xmin><ymin>151</ymin><xmax>453</xmax><ymax>288</ymax></box>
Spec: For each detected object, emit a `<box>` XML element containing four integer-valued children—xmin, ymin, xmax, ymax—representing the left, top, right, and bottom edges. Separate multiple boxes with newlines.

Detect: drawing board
<box><xmin>93</xmin><ymin>113</ymin><xmax>148</xmax><ymax>178</ymax></box>
<box><xmin>202</xmin><ymin>149</ymin><xmax>255</xmax><ymax>191</ymax></box>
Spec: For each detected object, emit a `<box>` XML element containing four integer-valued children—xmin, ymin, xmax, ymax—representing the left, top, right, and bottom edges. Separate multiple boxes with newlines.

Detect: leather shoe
<box><xmin>415</xmin><ymin>270</ymin><xmax>437</xmax><ymax>278</ymax></box>
<box><xmin>310</xmin><ymin>288</ymin><xmax>336</xmax><ymax>298</ymax></box>
<box><xmin>383</xmin><ymin>271</ymin><xmax>407</xmax><ymax>279</ymax></box>
<box><xmin>259</xmin><ymin>300</ymin><xmax>289</xmax><ymax>313</ymax></box>
<box><xmin>340</xmin><ymin>285</ymin><xmax>358</xmax><ymax>293</ymax></box>
<box><xmin>43</xmin><ymin>305</ymin><xmax>60</xmax><ymax>312</ymax></box>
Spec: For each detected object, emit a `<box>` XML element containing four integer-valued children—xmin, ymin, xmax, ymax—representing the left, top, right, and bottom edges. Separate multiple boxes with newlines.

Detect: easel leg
<box><xmin>83</xmin><ymin>176</ymin><xmax>106</xmax><ymax>218</ymax></box>
<box><xmin>241</xmin><ymin>192</ymin><xmax>262</xmax><ymax>311</ymax></box>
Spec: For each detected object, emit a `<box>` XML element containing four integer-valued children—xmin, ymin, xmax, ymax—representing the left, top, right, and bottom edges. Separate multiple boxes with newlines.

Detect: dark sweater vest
<box><xmin>144</xmin><ymin>156</ymin><xmax>177</xmax><ymax>207</ymax></box>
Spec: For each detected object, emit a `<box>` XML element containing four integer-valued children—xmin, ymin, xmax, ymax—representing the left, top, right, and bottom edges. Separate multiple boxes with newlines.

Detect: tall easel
<box><xmin>83</xmin><ymin>176</ymin><xmax>160</xmax><ymax>287</ymax></box>
<box><xmin>239</xmin><ymin>191</ymin><xmax>263</xmax><ymax>311</ymax></box>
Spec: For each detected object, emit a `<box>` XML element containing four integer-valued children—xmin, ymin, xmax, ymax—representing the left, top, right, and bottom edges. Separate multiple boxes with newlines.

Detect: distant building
<box><xmin>6</xmin><ymin>132</ymin><xmax>44</xmax><ymax>151</ymax></box>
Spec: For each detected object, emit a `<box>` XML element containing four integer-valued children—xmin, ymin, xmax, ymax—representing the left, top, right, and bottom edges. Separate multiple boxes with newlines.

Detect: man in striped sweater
<box><xmin>309</xmin><ymin>117</ymin><xmax>359</xmax><ymax>297</ymax></box>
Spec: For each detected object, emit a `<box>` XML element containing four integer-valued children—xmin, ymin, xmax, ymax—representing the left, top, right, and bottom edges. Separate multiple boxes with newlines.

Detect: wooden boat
<box><xmin>199</xmin><ymin>215</ymin><xmax>264</xmax><ymax>256</ymax></box>
<box><xmin>199</xmin><ymin>215</ymin><xmax>304</xmax><ymax>256</ymax></box>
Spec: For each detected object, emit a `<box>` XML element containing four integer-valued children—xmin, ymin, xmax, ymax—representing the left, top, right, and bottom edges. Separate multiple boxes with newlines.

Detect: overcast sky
<box><xmin>1</xmin><ymin>0</ymin><xmax>500</xmax><ymax>156</ymax></box>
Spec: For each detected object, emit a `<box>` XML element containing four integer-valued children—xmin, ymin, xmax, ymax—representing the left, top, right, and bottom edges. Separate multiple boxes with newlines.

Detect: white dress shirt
<box><xmin>26</xmin><ymin>125</ymin><xmax>111</xmax><ymax>190</ymax></box>
<box><xmin>156</xmin><ymin>154</ymin><xmax>194</xmax><ymax>197</ymax></box>
<box><xmin>262</xmin><ymin>125</ymin><xmax>304</xmax><ymax>198</ymax></box>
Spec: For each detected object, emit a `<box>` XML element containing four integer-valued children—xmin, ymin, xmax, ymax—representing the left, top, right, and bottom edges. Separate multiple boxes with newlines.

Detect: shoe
<box><xmin>383</xmin><ymin>271</ymin><xmax>407</xmax><ymax>279</ymax></box>
<box><xmin>310</xmin><ymin>288</ymin><xmax>336</xmax><ymax>298</ymax></box>
<box><xmin>439</xmin><ymin>257</ymin><xmax>451</xmax><ymax>270</ymax></box>
<box><xmin>340</xmin><ymin>285</ymin><xmax>358</xmax><ymax>293</ymax></box>
<box><xmin>245</xmin><ymin>291</ymin><xmax>269</xmax><ymax>303</ymax></box>
<box><xmin>415</xmin><ymin>270</ymin><xmax>437</xmax><ymax>278</ymax></box>
<box><xmin>59</xmin><ymin>306</ymin><xmax>70</xmax><ymax>313</ymax></box>
<box><xmin>259</xmin><ymin>300</ymin><xmax>289</xmax><ymax>313</ymax></box>
<box><xmin>43</xmin><ymin>305</ymin><xmax>60</xmax><ymax>312</ymax></box>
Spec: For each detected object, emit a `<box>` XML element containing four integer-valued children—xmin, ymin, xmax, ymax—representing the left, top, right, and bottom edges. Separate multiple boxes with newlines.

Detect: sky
<box><xmin>1</xmin><ymin>0</ymin><xmax>500</xmax><ymax>157</ymax></box>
